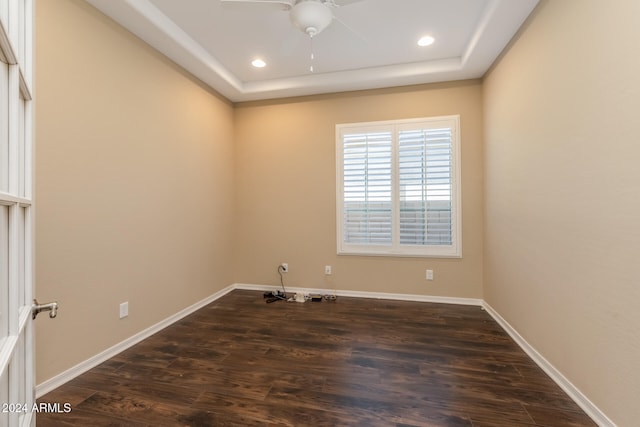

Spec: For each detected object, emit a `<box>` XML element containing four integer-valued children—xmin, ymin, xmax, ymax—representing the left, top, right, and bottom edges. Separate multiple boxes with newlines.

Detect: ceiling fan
<box><xmin>220</xmin><ymin>0</ymin><xmax>364</xmax><ymax>38</ymax></box>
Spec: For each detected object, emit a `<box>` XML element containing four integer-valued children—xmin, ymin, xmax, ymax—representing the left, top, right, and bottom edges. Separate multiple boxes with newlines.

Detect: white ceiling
<box><xmin>86</xmin><ymin>0</ymin><xmax>539</xmax><ymax>102</ymax></box>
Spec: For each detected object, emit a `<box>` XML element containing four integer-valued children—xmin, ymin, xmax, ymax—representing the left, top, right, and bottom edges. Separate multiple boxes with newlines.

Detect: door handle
<box><xmin>32</xmin><ymin>299</ymin><xmax>59</xmax><ymax>320</ymax></box>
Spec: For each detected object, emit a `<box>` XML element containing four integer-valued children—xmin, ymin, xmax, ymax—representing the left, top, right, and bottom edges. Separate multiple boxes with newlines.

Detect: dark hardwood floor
<box><xmin>37</xmin><ymin>290</ymin><xmax>596</xmax><ymax>426</ymax></box>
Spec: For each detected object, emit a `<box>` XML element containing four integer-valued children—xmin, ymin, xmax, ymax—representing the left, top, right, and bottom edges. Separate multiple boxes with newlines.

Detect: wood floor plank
<box><xmin>37</xmin><ymin>289</ymin><xmax>597</xmax><ymax>426</ymax></box>
<box><xmin>36</xmin><ymin>406</ymin><xmax>148</xmax><ymax>427</ymax></box>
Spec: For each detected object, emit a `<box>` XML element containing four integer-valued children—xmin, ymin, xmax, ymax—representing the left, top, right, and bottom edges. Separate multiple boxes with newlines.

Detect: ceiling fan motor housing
<box><xmin>290</xmin><ymin>0</ymin><xmax>333</xmax><ymax>37</ymax></box>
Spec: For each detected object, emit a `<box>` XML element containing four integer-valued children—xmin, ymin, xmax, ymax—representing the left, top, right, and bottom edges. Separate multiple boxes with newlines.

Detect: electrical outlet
<box><xmin>280</xmin><ymin>263</ymin><xmax>288</xmax><ymax>273</ymax></box>
<box><xmin>119</xmin><ymin>301</ymin><xmax>129</xmax><ymax>319</ymax></box>
<box><xmin>325</xmin><ymin>265</ymin><xmax>332</xmax><ymax>275</ymax></box>
<box><xmin>426</xmin><ymin>269</ymin><xmax>434</xmax><ymax>281</ymax></box>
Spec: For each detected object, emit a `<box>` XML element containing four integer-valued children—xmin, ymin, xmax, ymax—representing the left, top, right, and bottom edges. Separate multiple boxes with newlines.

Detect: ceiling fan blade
<box><xmin>326</xmin><ymin>0</ymin><xmax>365</xmax><ymax>7</ymax></box>
<box><xmin>220</xmin><ymin>0</ymin><xmax>294</xmax><ymax>10</ymax></box>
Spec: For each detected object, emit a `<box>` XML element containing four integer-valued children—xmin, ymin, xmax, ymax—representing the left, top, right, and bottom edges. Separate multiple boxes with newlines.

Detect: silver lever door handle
<box><xmin>32</xmin><ymin>299</ymin><xmax>59</xmax><ymax>320</ymax></box>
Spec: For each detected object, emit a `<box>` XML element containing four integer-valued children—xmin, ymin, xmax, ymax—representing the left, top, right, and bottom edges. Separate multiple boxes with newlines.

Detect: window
<box><xmin>336</xmin><ymin>116</ymin><xmax>461</xmax><ymax>257</ymax></box>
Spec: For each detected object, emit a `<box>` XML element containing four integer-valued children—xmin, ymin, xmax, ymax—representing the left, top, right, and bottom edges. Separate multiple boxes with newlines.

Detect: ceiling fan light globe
<box><xmin>290</xmin><ymin>1</ymin><xmax>333</xmax><ymax>37</ymax></box>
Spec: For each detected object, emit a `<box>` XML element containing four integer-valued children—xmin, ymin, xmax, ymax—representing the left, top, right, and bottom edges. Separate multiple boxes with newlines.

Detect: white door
<box><xmin>0</xmin><ymin>1</ymin><xmax>38</xmax><ymax>426</ymax></box>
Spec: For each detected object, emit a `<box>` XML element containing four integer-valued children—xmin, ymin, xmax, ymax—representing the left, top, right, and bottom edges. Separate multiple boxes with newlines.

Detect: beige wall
<box><xmin>35</xmin><ymin>0</ymin><xmax>235</xmax><ymax>383</ymax></box>
<box><xmin>483</xmin><ymin>0</ymin><xmax>640</xmax><ymax>425</ymax></box>
<box><xmin>234</xmin><ymin>82</ymin><xmax>484</xmax><ymax>298</ymax></box>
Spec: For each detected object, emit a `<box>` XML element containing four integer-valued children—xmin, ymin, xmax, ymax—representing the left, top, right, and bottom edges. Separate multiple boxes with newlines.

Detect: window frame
<box><xmin>336</xmin><ymin>115</ymin><xmax>462</xmax><ymax>258</ymax></box>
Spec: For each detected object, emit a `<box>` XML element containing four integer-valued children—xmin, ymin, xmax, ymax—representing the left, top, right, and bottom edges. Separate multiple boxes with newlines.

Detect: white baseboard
<box><xmin>35</xmin><ymin>284</ymin><xmax>237</xmax><ymax>398</ymax></box>
<box><xmin>482</xmin><ymin>302</ymin><xmax>616</xmax><ymax>427</ymax></box>
<box><xmin>36</xmin><ymin>283</ymin><xmax>613</xmax><ymax>427</ymax></box>
<box><xmin>234</xmin><ymin>283</ymin><xmax>483</xmax><ymax>306</ymax></box>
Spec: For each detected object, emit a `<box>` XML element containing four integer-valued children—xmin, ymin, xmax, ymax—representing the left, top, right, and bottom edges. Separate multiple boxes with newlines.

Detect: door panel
<box><xmin>1</xmin><ymin>205</ymin><xmax>7</xmax><ymax>339</ymax></box>
<box><xmin>0</xmin><ymin>369</ymin><xmax>8</xmax><ymax>426</ymax></box>
<box><xmin>1</xmin><ymin>63</ymin><xmax>8</xmax><ymax>192</ymax></box>
<box><xmin>0</xmin><ymin>0</ymin><xmax>34</xmax><ymax>426</ymax></box>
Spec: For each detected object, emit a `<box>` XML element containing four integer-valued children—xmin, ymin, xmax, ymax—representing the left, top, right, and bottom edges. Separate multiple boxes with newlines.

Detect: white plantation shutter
<box><xmin>337</xmin><ymin>116</ymin><xmax>461</xmax><ymax>257</ymax></box>
<box><xmin>398</xmin><ymin>127</ymin><xmax>452</xmax><ymax>246</ymax></box>
<box><xmin>343</xmin><ymin>131</ymin><xmax>392</xmax><ymax>244</ymax></box>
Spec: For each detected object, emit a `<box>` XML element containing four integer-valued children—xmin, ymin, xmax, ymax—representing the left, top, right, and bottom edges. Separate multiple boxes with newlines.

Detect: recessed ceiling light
<box><xmin>417</xmin><ymin>36</ymin><xmax>435</xmax><ymax>47</ymax></box>
<box><xmin>251</xmin><ymin>59</ymin><xmax>266</xmax><ymax>68</ymax></box>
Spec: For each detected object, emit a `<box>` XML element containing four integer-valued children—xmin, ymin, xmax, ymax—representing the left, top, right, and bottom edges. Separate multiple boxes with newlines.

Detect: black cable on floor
<box><xmin>265</xmin><ymin>265</ymin><xmax>288</xmax><ymax>303</ymax></box>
